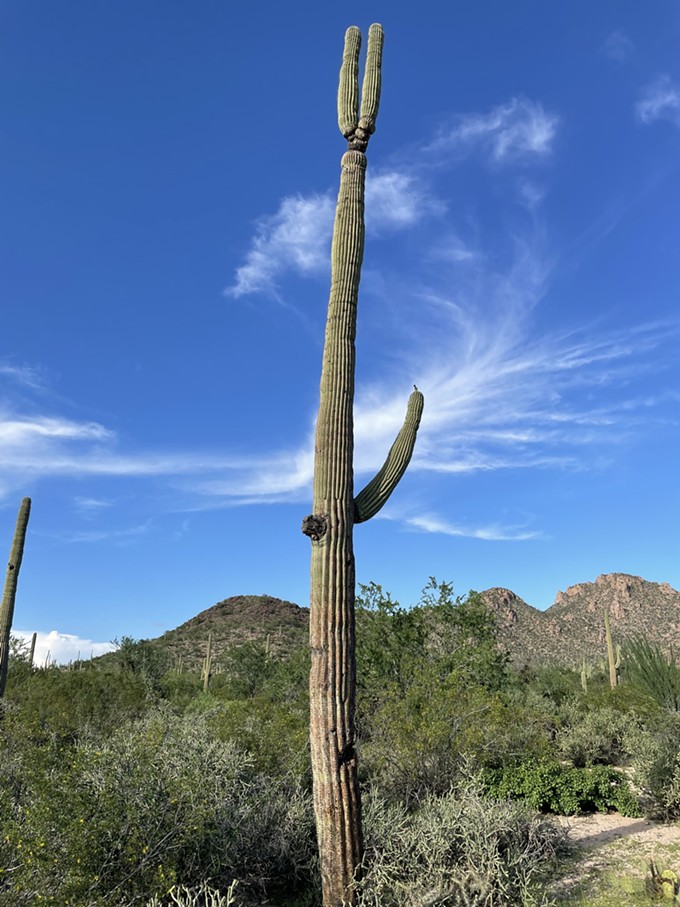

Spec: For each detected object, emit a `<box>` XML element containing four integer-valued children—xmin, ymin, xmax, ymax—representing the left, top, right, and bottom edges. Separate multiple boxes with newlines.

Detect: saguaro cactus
<box><xmin>0</xmin><ymin>497</ymin><xmax>31</xmax><ymax>698</ymax></box>
<box><xmin>302</xmin><ymin>25</ymin><xmax>424</xmax><ymax>907</ymax></box>
<box><xmin>604</xmin><ymin>609</ymin><xmax>619</xmax><ymax>690</ymax></box>
<box><xmin>202</xmin><ymin>631</ymin><xmax>213</xmax><ymax>693</ymax></box>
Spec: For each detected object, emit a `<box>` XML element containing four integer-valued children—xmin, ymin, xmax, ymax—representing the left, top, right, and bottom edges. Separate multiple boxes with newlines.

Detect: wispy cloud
<box><xmin>602</xmin><ymin>30</ymin><xmax>634</xmax><ymax>63</ymax></box>
<box><xmin>73</xmin><ymin>496</ymin><xmax>114</xmax><ymax>516</ymax></box>
<box><xmin>365</xmin><ymin>171</ymin><xmax>444</xmax><ymax>231</ymax></box>
<box><xmin>0</xmin><ymin>416</ymin><xmax>111</xmax><ymax>446</ymax></box>
<box><xmin>226</xmin><ymin>170</ymin><xmax>441</xmax><ymax>298</ymax></box>
<box><xmin>55</xmin><ymin>520</ymin><xmax>153</xmax><ymax>544</ymax></box>
<box><xmin>0</xmin><ymin>362</ymin><xmax>46</xmax><ymax>390</ymax></box>
<box><xmin>636</xmin><ymin>76</ymin><xmax>680</xmax><ymax>126</ymax></box>
<box><xmin>2</xmin><ymin>229</ymin><xmax>675</xmax><ymax>516</ymax></box>
<box><xmin>403</xmin><ymin>512</ymin><xmax>541</xmax><ymax>542</ymax></box>
<box><xmin>427</xmin><ymin>97</ymin><xmax>559</xmax><ymax>163</ymax></box>
<box><xmin>226</xmin><ymin>194</ymin><xmax>334</xmax><ymax>299</ymax></box>
<box><xmin>14</xmin><ymin>629</ymin><xmax>115</xmax><ymax>666</ymax></box>
<box><xmin>349</xmin><ymin>237</ymin><xmax>676</xmax><ymax>487</ymax></box>
<box><xmin>516</xmin><ymin>178</ymin><xmax>546</xmax><ymax>210</ymax></box>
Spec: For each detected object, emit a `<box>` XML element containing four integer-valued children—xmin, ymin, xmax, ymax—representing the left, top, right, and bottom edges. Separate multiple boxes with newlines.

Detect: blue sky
<box><xmin>2</xmin><ymin>1</ymin><xmax>680</xmax><ymax>664</ymax></box>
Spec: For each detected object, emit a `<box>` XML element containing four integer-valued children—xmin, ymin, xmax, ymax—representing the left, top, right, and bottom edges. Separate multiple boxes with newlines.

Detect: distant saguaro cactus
<box><xmin>0</xmin><ymin>497</ymin><xmax>31</xmax><ymax>698</ymax></box>
<box><xmin>202</xmin><ymin>631</ymin><xmax>213</xmax><ymax>693</ymax></box>
<box><xmin>604</xmin><ymin>610</ymin><xmax>619</xmax><ymax>689</ymax></box>
<box><xmin>301</xmin><ymin>25</ymin><xmax>424</xmax><ymax>907</ymax></box>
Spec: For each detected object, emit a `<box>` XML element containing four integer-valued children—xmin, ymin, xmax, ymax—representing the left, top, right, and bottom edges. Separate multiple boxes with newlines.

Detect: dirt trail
<box><xmin>550</xmin><ymin>812</ymin><xmax>680</xmax><ymax>901</ymax></box>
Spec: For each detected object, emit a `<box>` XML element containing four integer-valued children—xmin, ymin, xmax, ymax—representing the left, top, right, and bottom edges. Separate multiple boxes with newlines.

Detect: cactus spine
<box><xmin>604</xmin><ymin>609</ymin><xmax>618</xmax><ymax>689</ymax></box>
<box><xmin>302</xmin><ymin>25</ymin><xmax>424</xmax><ymax>907</ymax></box>
<box><xmin>0</xmin><ymin>498</ymin><xmax>31</xmax><ymax>698</ymax></box>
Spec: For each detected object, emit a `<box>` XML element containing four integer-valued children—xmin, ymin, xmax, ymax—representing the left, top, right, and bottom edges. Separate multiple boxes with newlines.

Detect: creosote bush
<box><xmin>0</xmin><ymin>709</ymin><xmax>315</xmax><ymax>906</ymax></box>
<box><xmin>353</xmin><ymin>783</ymin><xmax>569</xmax><ymax>907</ymax></box>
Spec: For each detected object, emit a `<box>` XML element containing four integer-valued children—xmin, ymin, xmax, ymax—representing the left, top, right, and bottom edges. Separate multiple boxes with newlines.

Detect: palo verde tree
<box><xmin>0</xmin><ymin>497</ymin><xmax>31</xmax><ymax>698</ymax></box>
<box><xmin>301</xmin><ymin>25</ymin><xmax>424</xmax><ymax>907</ymax></box>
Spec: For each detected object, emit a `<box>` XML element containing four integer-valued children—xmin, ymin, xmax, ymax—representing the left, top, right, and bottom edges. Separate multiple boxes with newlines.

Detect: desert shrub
<box><xmin>360</xmin><ymin>667</ymin><xmax>551</xmax><ymax>806</ymax></box>
<box><xmin>0</xmin><ymin>708</ymin><xmax>315</xmax><ymax>906</ymax></box>
<box><xmin>482</xmin><ymin>758</ymin><xmax>640</xmax><ymax>817</ymax></box>
<box><xmin>354</xmin><ymin>783</ymin><xmax>568</xmax><ymax>906</ymax></box>
<box><xmin>627</xmin><ymin>713</ymin><xmax>680</xmax><ymax>819</ymax></box>
<box><xmin>521</xmin><ymin>664</ymin><xmax>584</xmax><ymax>704</ymax></box>
<box><xmin>556</xmin><ymin>705</ymin><xmax>640</xmax><ymax>768</ymax></box>
<box><xmin>3</xmin><ymin>663</ymin><xmax>151</xmax><ymax>739</ymax></box>
<box><xmin>146</xmin><ymin>880</ymin><xmax>239</xmax><ymax>906</ymax></box>
<box><xmin>195</xmin><ymin>696</ymin><xmax>311</xmax><ymax>780</ymax></box>
<box><xmin>113</xmin><ymin>636</ymin><xmax>172</xmax><ymax>696</ymax></box>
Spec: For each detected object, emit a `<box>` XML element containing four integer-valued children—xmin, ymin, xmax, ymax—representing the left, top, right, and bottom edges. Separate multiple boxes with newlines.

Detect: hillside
<box><xmin>145</xmin><ymin>573</ymin><xmax>680</xmax><ymax>672</ymax></box>
<box><xmin>153</xmin><ymin>594</ymin><xmax>308</xmax><ymax>670</ymax></box>
<box><xmin>481</xmin><ymin>573</ymin><xmax>680</xmax><ymax>667</ymax></box>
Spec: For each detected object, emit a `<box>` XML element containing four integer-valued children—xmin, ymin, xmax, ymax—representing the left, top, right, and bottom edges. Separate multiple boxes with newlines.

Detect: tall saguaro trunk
<box><xmin>302</xmin><ymin>25</ymin><xmax>424</xmax><ymax>907</ymax></box>
<box><xmin>0</xmin><ymin>497</ymin><xmax>31</xmax><ymax>698</ymax></box>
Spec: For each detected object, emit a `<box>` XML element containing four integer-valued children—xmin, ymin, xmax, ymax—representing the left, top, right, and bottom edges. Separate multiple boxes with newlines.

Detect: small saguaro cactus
<box><xmin>604</xmin><ymin>609</ymin><xmax>619</xmax><ymax>689</ymax></box>
<box><xmin>302</xmin><ymin>25</ymin><xmax>424</xmax><ymax>907</ymax></box>
<box><xmin>28</xmin><ymin>631</ymin><xmax>37</xmax><ymax>668</ymax></box>
<box><xmin>0</xmin><ymin>497</ymin><xmax>31</xmax><ymax>698</ymax></box>
<box><xmin>202</xmin><ymin>631</ymin><xmax>214</xmax><ymax>693</ymax></box>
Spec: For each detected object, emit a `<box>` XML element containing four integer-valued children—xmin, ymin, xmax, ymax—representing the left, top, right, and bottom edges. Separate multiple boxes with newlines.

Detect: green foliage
<box><xmin>4</xmin><ymin>663</ymin><xmax>151</xmax><ymax>739</ymax></box>
<box><xmin>197</xmin><ymin>696</ymin><xmax>311</xmax><ymax>779</ymax></box>
<box><xmin>353</xmin><ymin>783</ymin><xmax>568</xmax><ymax>907</ymax></box>
<box><xmin>482</xmin><ymin>758</ymin><xmax>640</xmax><ymax>816</ymax></box>
<box><xmin>113</xmin><ymin>636</ymin><xmax>172</xmax><ymax>697</ymax></box>
<box><xmin>623</xmin><ymin>636</ymin><xmax>680</xmax><ymax>711</ymax></box>
<box><xmin>556</xmin><ymin>704</ymin><xmax>640</xmax><ymax>768</ymax></box>
<box><xmin>3</xmin><ymin>575</ymin><xmax>677</xmax><ymax>903</ymax></box>
<box><xmin>0</xmin><ymin>709</ymin><xmax>315</xmax><ymax>906</ymax></box>
<box><xmin>627</xmin><ymin>713</ymin><xmax>680</xmax><ymax>819</ymax></box>
<box><xmin>361</xmin><ymin>673</ymin><xmax>551</xmax><ymax>805</ymax></box>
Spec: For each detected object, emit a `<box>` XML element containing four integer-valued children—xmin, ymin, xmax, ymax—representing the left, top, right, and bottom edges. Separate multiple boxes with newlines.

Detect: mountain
<box><xmin>147</xmin><ymin>573</ymin><xmax>680</xmax><ymax>672</ymax></box>
<box><xmin>154</xmin><ymin>594</ymin><xmax>308</xmax><ymax>670</ymax></box>
<box><xmin>481</xmin><ymin>573</ymin><xmax>680</xmax><ymax>667</ymax></box>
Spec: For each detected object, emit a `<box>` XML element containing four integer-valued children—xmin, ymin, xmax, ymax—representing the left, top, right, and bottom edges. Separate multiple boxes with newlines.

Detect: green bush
<box><xmin>354</xmin><ymin>783</ymin><xmax>568</xmax><ymax>907</ymax></box>
<box><xmin>627</xmin><ymin>714</ymin><xmax>680</xmax><ymax>819</ymax></box>
<box><xmin>0</xmin><ymin>708</ymin><xmax>315</xmax><ymax>906</ymax></box>
<box><xmin>482</xmin><ymin>758</ymin><xmax>640</xmax><ymax>816</ymax></box>
<box><xmin>556</xmin><ymin>705</ymin><xmax>640</xmax><ymax>768</ymax></box>
<box><xmin>3</xmin><ymin>664</ymin><xmax>151</xmax><ymax>740</ymax></box>
<box><xmin>360</xmin><ymin>670</ymin><xmax>552</xmax><ymax>806</ymax></box>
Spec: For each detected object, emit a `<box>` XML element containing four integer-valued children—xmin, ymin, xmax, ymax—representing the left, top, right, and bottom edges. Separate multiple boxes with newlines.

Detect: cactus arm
<box><xmin>354</xmin><ymin>387</ymin><xmax>424</xmax><ymax>523</ymax></box>
<box><xmin>338</xmin><ymin>27</ymin><xmax>361</xmax><ymax>139</ymax></box>
<box><xmin>357</xmin><ymin>24</ymin><xmax>383</xmax><ymax>139</ymax></box>
<box><xmin>0</xmin><ymin>497</ymin><xmax>31</xmax><ymax>698</ymax></box>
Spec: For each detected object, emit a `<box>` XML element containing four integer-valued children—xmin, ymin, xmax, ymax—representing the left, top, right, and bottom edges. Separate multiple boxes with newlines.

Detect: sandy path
<box><xmin>550</xmin><ymin>812</ymin><xmax>680</xmax><ymax>901</ymax></box>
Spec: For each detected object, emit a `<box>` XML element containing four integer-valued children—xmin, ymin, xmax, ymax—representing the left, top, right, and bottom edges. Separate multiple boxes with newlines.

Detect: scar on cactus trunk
<box><xmin>302</xmin><ymin>24</ymin><xmax>424</xmax><ymax>907</ymax></box>
<box><xmin>0</xmin><ymin>497</ymin><xmax>31</xmax><ymax>699</ymax></box>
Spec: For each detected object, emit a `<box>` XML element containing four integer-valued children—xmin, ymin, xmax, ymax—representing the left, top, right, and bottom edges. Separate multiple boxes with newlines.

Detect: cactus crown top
<box><xmin>338</xmin><ymin>23</ymin><xmax>384</xmax><ymax>152</ymax></box>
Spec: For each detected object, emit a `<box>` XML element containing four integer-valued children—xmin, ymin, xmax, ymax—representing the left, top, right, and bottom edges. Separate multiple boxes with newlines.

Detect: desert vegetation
<box><xmin>2</xmin><ymin>578</ymin><xmax>680</xmax><ymax>905</ymax></box>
